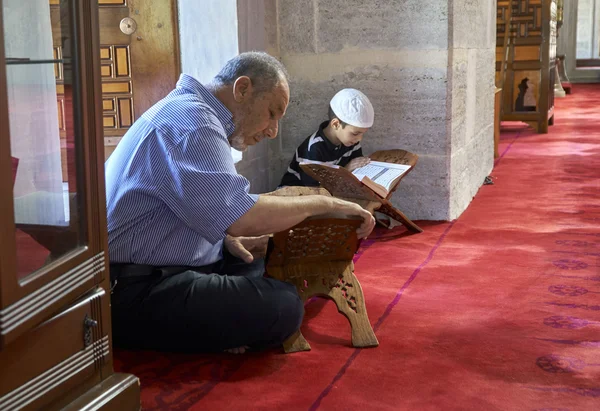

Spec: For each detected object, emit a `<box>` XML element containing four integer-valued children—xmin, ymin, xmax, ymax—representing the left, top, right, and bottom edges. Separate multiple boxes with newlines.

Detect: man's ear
<box><xmin>233</xmin><ymin>76</ymin><xmax>253</xmax><ymax>102</ymax></box>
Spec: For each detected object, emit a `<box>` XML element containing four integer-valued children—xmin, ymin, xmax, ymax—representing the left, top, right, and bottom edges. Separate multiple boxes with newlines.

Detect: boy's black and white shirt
<box><xmin>279</xmin><ymin>121</ymin><xmax>363</xmax><ymax>187</ymax></box>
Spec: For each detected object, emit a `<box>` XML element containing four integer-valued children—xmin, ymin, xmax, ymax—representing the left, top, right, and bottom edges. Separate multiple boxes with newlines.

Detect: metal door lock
<box><xmin>83</xmin><ymin>314</ymin><xmax>98</xmax><ymax>347</ymax></box>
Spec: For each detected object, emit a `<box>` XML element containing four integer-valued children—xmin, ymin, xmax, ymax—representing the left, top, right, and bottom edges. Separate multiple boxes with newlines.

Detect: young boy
<box><xmin>279</xmin><ymin>88</ymin><xmax>374</xmax><ymax>187</ymax></box>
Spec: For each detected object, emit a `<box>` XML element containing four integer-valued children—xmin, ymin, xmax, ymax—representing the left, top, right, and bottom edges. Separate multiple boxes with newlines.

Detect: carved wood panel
<box><xmin>497</xmin><ymin>0</ymin><xmax>543</xmax><ymax>42</ymax></box>
<box><xmin>266</xmin><ymin>218</ymin><xmax>361</xmax><ymax>270</ymax></box>
<box><xmin>100</xmin><ymin>45</ymin><xmax>134</xmax><ymax>133</ymax></box>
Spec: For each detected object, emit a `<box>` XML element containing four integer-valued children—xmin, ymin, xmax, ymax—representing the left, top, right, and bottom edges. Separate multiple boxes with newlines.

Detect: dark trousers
<box><xmin>110</xmin><ymin>250</ymin><xmax>304</xmax><ymax>353</ymax></box>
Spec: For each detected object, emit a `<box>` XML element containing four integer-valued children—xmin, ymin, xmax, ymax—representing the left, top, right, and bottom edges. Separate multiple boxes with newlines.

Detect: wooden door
<box><xmin>97</xmin><ymin>0</ymin><xmax>180</xmax><ymax>159</ymax></box>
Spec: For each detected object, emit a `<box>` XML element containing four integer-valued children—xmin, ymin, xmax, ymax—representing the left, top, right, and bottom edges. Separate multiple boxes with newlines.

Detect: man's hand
<box><xmin>346</xmin><ymin>156</ymin><xmax>371</xmax><ymax>172</ymax></box>
<box><xmin>329</xmin><ymin>198</ymin><xmax>376</xmax><ymax>239</ymax></box>
<box><xmin>224</xmin><ymin>235</ymin><xmax>269</xmax><ymax>263</ymax></box>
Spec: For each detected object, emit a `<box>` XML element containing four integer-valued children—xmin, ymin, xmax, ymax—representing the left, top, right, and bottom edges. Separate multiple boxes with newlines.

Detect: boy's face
<box><xmin>331</xmin><ymin>118</ymin><xmax>369</xmax><ymax>147</ymax></box>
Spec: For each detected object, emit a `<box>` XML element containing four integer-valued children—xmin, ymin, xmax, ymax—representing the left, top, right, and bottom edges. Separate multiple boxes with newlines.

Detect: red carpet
<box><xmin>115</xmin><ymin>85</ymin><xmax>600</xmax><ymax>410</ymax></box>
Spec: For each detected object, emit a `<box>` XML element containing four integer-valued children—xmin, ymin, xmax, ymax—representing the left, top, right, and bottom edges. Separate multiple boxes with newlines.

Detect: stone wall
<box><xmin>273</xmin><ymin>0</ymin><xmax>496</xmax><ymax>220</ymax></box>
<box><xmin>448</xmin><ymin>0</ymin><xmax>497</xmax><ymax>218</ymax></box>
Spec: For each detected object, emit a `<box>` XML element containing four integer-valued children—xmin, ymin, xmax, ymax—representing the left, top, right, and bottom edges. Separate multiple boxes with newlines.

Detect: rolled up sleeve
<box><xmin>159</xmin><ymin>127</ymin><xmax>258</xmax><ymax>244</ymax></box>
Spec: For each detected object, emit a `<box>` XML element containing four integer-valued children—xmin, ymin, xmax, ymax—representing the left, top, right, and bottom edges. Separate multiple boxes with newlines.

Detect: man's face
<box><xmin>331</xmin><ymin>120</ymin><xmax>369</xmax><ymax>147</ymax></box>
<box><xmin>229</xmin><ymin>78</ymin><xmax>289</xmax><ymax>151</ymax></box>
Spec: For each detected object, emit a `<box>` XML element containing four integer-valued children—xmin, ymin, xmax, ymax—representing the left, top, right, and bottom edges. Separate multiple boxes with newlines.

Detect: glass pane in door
<box><xmin>3</xmin><ymin>0</ymin><xmax>87</xmax><ymax>281</ymax></box>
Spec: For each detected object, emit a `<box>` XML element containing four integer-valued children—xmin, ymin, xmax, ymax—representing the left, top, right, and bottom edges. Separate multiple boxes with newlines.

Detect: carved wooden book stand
<box><xmin>300</xmin><ymin>149</ymin><xmax>423</xmax><ymax>233</ymax></box>
<box><xmin>265</xmin><ymin>187</ymin><xmax>379</xmax><ymax>353</ymax></box>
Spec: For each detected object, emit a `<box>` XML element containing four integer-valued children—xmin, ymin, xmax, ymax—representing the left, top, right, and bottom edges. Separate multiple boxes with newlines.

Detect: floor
<box><xmin>115</xmin><ymin>84</ymin><xmax>600</xmax><ymax>411</ymax></box>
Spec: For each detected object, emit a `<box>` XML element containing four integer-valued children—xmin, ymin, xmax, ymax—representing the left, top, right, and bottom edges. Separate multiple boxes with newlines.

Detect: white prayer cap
<box><xmin>330</xmin><ymin>88</ymin><xmax>374</xmax><ymax>128</ymax></box>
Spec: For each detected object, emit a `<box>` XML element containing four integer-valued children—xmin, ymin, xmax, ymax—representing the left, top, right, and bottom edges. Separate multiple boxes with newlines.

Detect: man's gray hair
<box><xmin>213</xmin><ymin>51</ymin><xmax>289</xmax><ymax>94</ymax></box>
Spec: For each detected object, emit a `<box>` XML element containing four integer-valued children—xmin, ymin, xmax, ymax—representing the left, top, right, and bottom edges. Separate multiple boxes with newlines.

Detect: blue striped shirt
<box><xmin>105</xmin><ymin>74</ymin><xmax>258</xmax><ymax>266</ymax></box>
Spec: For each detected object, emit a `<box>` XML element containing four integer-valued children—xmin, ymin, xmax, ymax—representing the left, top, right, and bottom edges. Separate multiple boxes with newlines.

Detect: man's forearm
<box><xmin>227</xmin><ymin>195</ymin><xmax>333</xmax><ymax>237</ymax></box>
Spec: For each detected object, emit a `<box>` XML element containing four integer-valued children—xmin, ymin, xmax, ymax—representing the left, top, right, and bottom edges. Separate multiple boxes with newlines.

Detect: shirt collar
<box><xmin>316</xmin><ymin>120</ymin><xmax>341</xmax><ymax>150</ymax></box>
<box><xmin>176</xmin><ymin>74</ymin><xmax>235</xmax><ymax>137</ymax></box>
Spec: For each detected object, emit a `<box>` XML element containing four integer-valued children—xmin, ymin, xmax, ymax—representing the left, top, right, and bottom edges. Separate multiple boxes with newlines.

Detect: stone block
<box><xmin>448</xmin><ymin>124</ymin><xmax>493</xmax><ymax>219</ymax></box>
<box><xmin>366</xmin><ymin>122</ymin><xmax>448</xmax><ymax>158</ymax></box>
<box><xmin>337</xmin><ymin>66</ymin><xmax>448</xmax><ymax>102</ymax></box>
<box><xmin>362</xmin><ymin>67</ymin><xmax>449</xmax><ymax>156</ymax></box>
<box><xmin>474</xmin><ymin>48</ymin><xmax>496</xmax><ymax>134</ymax></box>
<box><xmin>316</xmin><ymin>0</ymin><xmax>449</xmax><ymax>53</ymax></box>
<box><xmin>390</xmin><ymin>185</ymin><xmax>450</xmax><ymax>221</ymax></box>
<box><xmin>236</xmin><ymin>141</ymin><xmax>270</xmax><ymax>193</ymax></box>
<box><xmin>452</xmin><ymin>0</ymin><xmax>492</xmax><ymax>49</ymax></box>
<box><xmin>393</xmin><ymin>153</ymin><xmax>450</xmax><ymax>220</ymax></box>
<box><xmin>449</xmin><ymin>156</ymin><xmax>475</xmax><ymax>219</ymax></box>
<box><xmin>278</xmin><ymin>0</ymin><xmax>316</xmax><ymax>54</ymax></box>
<box><xmin>451</xmin><ymin>49</ymin><xmax>477</xmax><ymax>151</ymax></box>
<box><xmin>268</xmin><ymin>155</ymin><xmax>293</xmax><ymax>190</ymax></box>
<box><xmin>278</xmin><ymin>80</ymin><xmax>334</xmax><ymax>154</ymax></box>
<box><xmin>264</xmin><ymin>0</ymin><xmax>279</xmax><ymax>54</ymax></box>
<box><xmin>450</xmin><ymin>47</ymin><xmax>495</xmax><ymax>154</ymax></box>
<box><xmin>472</xmin><ymin>124</ymin><xmax>494</xmax><ymax>176</ymax></box>
<box><xmin>465</xmin><ymin>49</ymin><xmax>478</xmax><ymax>144</ymax></box>
<box><xmin>450</xmin><ymin>49</ymin><xmax>468</xmax><ymax>152</ymax></box>
<box><xmin>398</xmin><ymin>154</ymin><xmax>450</xmax><ymax>191</ymax></box>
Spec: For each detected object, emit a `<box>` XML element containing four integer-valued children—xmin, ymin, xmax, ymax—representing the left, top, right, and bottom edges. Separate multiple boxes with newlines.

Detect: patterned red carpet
<box><xmin>115</xmin><ymin>85</ymin><xmax>600</xmax><ymax>410</ymax></box>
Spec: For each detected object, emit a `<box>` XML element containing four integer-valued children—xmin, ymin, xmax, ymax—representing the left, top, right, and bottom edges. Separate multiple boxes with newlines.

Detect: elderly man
<box><xmin>105</xmin><ymin>52</ymin><xmax>375</xmax><ymax>354</ymax></box>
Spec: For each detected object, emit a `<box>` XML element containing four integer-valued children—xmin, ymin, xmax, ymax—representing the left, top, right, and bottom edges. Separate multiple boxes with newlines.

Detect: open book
<box><xmin>300</xmin><ymin>159</ymin><xmax>410</xmax><ymax>198</ymax></box>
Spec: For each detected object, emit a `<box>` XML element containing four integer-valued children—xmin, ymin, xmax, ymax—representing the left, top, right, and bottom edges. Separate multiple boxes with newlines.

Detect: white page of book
<box><xmin>299</xmin><ymin>159</ymin><xmax>340</xmax><ymax>168</ymax></box>
<box><xmin>352</xmin><ymin>163</ymin><xmax>410</xmax><ymax>190</ymax></box>
<box><xmin>368</xmin><ymin>160</ymin><xmax>412</xmax><ymax>171</ymax></box>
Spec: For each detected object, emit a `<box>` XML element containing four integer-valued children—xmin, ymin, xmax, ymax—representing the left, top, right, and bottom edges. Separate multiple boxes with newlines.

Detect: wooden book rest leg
<box><xmin>282</xmin><ymin>262</ymin><xmax>379</xmax><ymax>353</ymax></box>
<box><xmin>266</xmin><ymin>214</ymin><xmax>379</xmax><ymax>353</ymax></box>
<box><xmin>376</xmin><ymin>199</ymin><xmax>423</xmax><ymax>233</ymax></box>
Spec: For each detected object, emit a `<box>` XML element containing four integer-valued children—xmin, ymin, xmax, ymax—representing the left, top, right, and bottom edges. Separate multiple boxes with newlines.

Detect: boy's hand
<box><xmin>346</xmin><ymin>157</ymin><xmax>371</xmax><ymax>172</ymax></box>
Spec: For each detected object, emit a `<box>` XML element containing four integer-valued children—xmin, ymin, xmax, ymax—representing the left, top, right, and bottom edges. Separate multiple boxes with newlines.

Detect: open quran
<box><xmin>300</xmin><ymin>159</ymin><xmax>410</xmax><ymax>199</ymax></box>
<box><xmin>297</xmin><ymin>149</ymin><xmax>423</xmax><ymax>234</ymax></box>
<box><xmin>299</xmin><ymin>149</ymin><xmax>417</xmax><ymax>201</ymax></box>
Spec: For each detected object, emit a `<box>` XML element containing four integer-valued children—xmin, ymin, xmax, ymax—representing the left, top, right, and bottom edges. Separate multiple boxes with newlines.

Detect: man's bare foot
<box><xmin>225</xmin><ymin>346</ymin><xmax>250</xmax><ymax>354</ymax></box>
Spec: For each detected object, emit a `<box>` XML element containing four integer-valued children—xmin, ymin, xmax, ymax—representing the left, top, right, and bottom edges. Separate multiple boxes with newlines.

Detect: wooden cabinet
<box><xmin>0</xmin><ymin>1</ymin><xmax>139</xmax><ymax>409</ymax></box>
<box><xmin>496</xmin><ymin>0</ymin><xmax>557</xmax><ymax>133</ymax></box>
